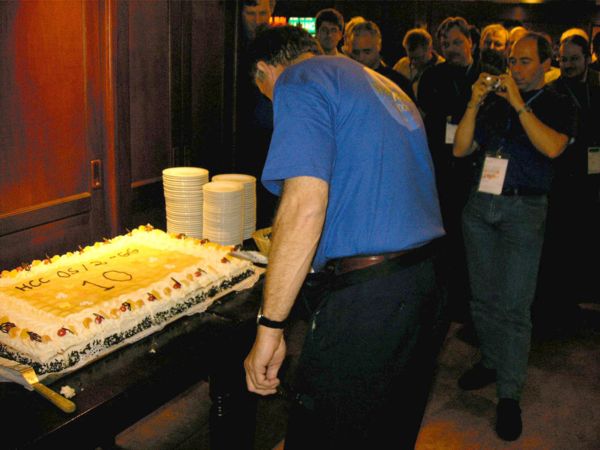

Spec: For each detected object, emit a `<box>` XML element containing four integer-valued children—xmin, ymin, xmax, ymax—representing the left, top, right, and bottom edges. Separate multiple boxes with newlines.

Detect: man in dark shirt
<box><xmin>393</xmin><ymin>28</ymin><xmax>445</xmax><ymax>101</ymax></box>
<box><xmin>453</xmin><ymin>32</ymin><xmax>576</xmax><ymax>441</ymax></box>
<box><xmin>417</xmin><ymin>16</ymin><xmax>480</xmax><ymax>322</ymax></box>
<box><xmin>538</xmin><ymin>32</ymin><xmax>600</xmax><ymax>324</ymax></box>
<box><xmin>236</xmin><ymin>0</ymin><xmax>278</xmax><ymax>229</ymax></box>
<box><xmin>343</xmin><ymin>20</ymin><xmax>415</xmax><ymax>102</ymax></box>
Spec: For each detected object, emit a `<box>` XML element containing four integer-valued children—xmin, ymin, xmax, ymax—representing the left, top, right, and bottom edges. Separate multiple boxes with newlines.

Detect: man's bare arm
<box><xmin>514</xmin><ymin>106</ymin><xmax>568</xmax><ymax>159</ymax></box>
<box><xmin>262</xmin><ymin>175</ymin><xmax>329</xmax><ymax>321</ymax></box>
<box><xmin>244</xmin><ymin>175</ymin><xmax>328</xmax><ymax>396</ymax></box>
<box><xmin>497</xmin><ymin>74</ymin><xmax>568</xmax><ymax>159</ymax></box>
<box><xmin>454</xmin><ymin>73</ymin><xmax>494</xmax><ymax>157</ymax></box>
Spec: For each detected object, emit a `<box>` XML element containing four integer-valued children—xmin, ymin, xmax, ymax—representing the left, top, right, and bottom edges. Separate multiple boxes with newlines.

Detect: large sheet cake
<box><xmin>0</xmin><ymin>225</ymin><xmax>258</xmax><ymax>377</ymax></box>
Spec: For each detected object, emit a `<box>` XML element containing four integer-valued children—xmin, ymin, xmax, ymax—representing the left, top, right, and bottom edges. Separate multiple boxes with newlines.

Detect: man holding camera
<box><xmin>453</xmin><ymin>32</ymin><xmax>576</xmax><ymax>441</ymax></box>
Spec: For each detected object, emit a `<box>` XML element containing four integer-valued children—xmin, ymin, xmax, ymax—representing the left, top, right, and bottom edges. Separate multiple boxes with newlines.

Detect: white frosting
<box><xmin>0</xmin><ymin>227</ymin><xmax>256</xmax><ymax>373</ymax></box>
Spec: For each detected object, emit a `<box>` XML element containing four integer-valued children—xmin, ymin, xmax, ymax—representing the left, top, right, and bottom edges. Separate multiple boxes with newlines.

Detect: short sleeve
<box><xmin>261</xmin><ymin>80</ymin><xmax>336</xmax><ymax>195</ymax></box>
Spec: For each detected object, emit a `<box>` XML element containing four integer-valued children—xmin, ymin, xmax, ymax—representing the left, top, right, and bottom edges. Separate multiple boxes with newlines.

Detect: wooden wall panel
<box><xmin>128</xmin><ymin>0</ymin><xmax>171</xmax><ymax>185</ymax></box>
<box><xmin>190</xmin><ymin>0</ymin><xmax>230</xmax><ymax>173</ymax></box>
<box><xmin>0</xmin><ymin>0</ymin><xmax>88</xmax><ymax>213</ymax></box>
<box><xmin>0</xmin><ymin>215</ymin><xmax>91</xmax><ymax>269</ymax></box>
<box><xmin>0</xmin><ymin>0</ymin><xmax>114</xmax><ymax>269</ymax></box>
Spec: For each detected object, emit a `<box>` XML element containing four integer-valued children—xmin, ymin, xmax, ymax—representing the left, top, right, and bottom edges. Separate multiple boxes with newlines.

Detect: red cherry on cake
<box><xmin>170</xmin><ymin>277</ymin><xmax>181</xmax><ymax>289</ymax></box>
<box><xmin>94</xmin><ymin>314</ymin><xmax>104</xmax><ymax>324</ymax></box>
<box><xmin>194</xmin><ymin>270</ymin><xmax>202</xmax><ymax>277</ymax></box>
<box><xmin>221</xmin><ymin>257</ymin><xmax>230</xmax><ymax>264</ymax></box>
<box><xmin>147</xmin><ymin>293</ymin><xmax>157</xmax><ymax>301</ymax></box>
<box><xmin>120</xmin><ymin>302</ymin><xmax>131</xmax><ymax>312</ymax></box>
<box><xmin>57</xmin><ymin>328</ymin><xmax>68</xmax><ymax>337</ymax></box>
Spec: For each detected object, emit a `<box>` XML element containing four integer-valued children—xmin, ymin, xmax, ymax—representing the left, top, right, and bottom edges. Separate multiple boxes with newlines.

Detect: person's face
<box><xmin>509</xmin><ymin>38</ymin><xmax>548</xmax><ymax>92</ymax></box>
<box><xmin>407</xmin><ymin>45</ymin><xmax>432</xmax><ymax>71</ymax></box>
<box><xmin>559</xmin><ymin>41</ymin><xmax>588</xmax><ymax>80</ymax></box>
<box><xmin>350</xmin><ymin>32</ymin><xmax>381</xmax><ymax>69</ymax></box>
<box><xmin>242</xmin><ymin>0</ymin><xmax>271</xmax><ymax>41</ymax></box>
<box><xmin>481</xmin><ymin>30</ymin><xmax>507</xmax><ymax>54</ymax></box>
<box><xmin>317</xmin><ymin>21</ymin><xmax>342</xmax><ymax>54</ymax></box>
<box><xmin>440</xmin><ymin>26</ymin><xmax>472</xmax><ymax>67</ymax></box>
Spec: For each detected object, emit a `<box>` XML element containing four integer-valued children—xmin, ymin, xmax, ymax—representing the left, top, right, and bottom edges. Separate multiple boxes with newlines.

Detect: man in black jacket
<box><xmin>417</xmin><ymin>16</ymin><xmax>480</xmax><ymax>322</ymax></box>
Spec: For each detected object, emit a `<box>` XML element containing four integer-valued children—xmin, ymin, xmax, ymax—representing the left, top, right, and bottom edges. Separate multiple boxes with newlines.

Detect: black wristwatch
<box><xmin>256</xmin><ymin>309</ymin><xmax>287</xmax><ymax>329</ymax></box>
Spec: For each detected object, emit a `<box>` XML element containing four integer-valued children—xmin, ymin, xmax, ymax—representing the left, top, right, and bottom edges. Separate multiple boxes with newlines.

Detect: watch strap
<box><xmin>256</xmin><ymin>310</ymin><xmax>287</xmax><ymax>329</ymax></box>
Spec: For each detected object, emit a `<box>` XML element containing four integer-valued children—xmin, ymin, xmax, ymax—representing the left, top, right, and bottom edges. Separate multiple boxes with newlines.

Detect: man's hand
<box><xmin>469</xmin><ymin>72</ymin><xmax>498</xmax><ymax>107</ymax></box>
<box><xmin>244</xmin><ymin>327</ymin><xmax>286</xmax><ymax>395</ymax></box>
<box><xmin>495</xmin><ymin>74</ymin><xmax>525</xmax><ymax>110</ymax></box>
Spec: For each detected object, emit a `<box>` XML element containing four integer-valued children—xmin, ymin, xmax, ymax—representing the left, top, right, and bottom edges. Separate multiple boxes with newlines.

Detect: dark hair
<box><xmin>242</xmin><ymin>0</ymin><xmax>276</xmax><ymax>9</ymax></box>
<box><xmin>562</xmin><ymin>34</ymin><xmax>591</xmax><ymax>57</ymax></box>
<box><xmin>403</xmin><ymin>28</ymin><xmax>432</xmax><ymax>52</ymax></box>
<box><xmin>316</xmin><ymin>8</ymin><xmax>344</xmax><ymax>32</ymax></box>
<box><xmin>470</xmin><ymin>25</ymin><xmax>481</xmax><ymax>49</ymax></box>
<box><xmin>517</xmin><ymin>32</ymin><xmax>553</xmax><ymax>63</ymax></box>
<box><xmin>593</xmin><ymin>32</ymin><xmax>600</xmax><ymax>56</ymax></box>
<box><xmin>437</xmin><ymin>16</ymin><xmax>471</xmax><ymax>42</ymax></box>
<box><xmin>248</xmin><ymin>25</ymin><xmax>321</xmax><ymax>78</ymax></box>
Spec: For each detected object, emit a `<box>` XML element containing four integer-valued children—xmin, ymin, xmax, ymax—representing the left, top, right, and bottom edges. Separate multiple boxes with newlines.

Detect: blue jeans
<box><xmin>462</xmin><ymin>191</ymin><xmax>548</xmax><ymax>400</ymax></box>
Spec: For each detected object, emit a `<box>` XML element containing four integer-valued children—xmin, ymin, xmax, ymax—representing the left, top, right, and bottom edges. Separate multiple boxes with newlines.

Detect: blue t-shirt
<box><xmin>262</xmin><ymin>56</ymin><xmax>445</xmax><ymax>270</ymax></box>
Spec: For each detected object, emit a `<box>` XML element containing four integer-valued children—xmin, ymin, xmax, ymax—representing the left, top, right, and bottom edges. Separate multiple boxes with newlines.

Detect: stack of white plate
<box><xmin>162</xmin><ymin>167</ymin><xmax>209</xmax><ymax>238</ymax></box>
<box><xmin>211</xmin><ymin>173</ymin><xmax>256</xmax><ymax>240</ymax></box>
<box><xmin>202</xmin><ymin>181</ymin><xmax>244</xmax><ymax>246</ymax></box>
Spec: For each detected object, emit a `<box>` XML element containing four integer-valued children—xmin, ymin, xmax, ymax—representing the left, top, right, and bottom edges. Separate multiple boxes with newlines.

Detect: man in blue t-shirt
<box><xmin>243</xmin><ymin>25</ymin><xmax>445</xmax><ymax>449</ymax></box>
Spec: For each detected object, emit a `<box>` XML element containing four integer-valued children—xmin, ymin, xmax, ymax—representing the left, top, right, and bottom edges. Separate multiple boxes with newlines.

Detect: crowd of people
<box><xmin>238</xmin><ymin>2</ymin><xmax>600</xmax><ymax>447</ymax></box>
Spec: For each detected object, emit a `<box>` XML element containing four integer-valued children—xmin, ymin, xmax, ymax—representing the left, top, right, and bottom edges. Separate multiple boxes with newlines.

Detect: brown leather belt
<box><xmin>332</xmin><ymin>249</ymin><xmax>414</xmax><ymax>275</ymax></box>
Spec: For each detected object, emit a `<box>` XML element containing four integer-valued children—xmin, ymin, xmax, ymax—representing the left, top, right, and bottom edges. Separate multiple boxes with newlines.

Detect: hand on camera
<box><xmin>469</xmin><ymin>72</ymin><xmax>499</xmax><ymax>108</ymax></box>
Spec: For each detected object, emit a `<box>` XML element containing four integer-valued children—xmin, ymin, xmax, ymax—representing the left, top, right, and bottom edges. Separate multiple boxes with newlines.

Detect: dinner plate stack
<box><xmin>162</xmin><ymin>167</ymin><xmax>209</xmax><ymax>238</ymax></box>
<box><xmin>211</xmin><ymin>173</ymin><xmax>256</xmax><ymax>240</ymax></box>
<box><xmin>202</xmin><ymin>181</ymin><xmax>244</xmax><ymax>246</ymax></box>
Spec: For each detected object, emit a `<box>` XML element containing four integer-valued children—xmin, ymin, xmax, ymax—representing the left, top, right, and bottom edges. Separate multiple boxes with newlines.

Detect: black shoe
<box><xmin>495</xmin><ymin>398</ymin><xmax>522</xmax><ymax>441</ymax></box>
<box><xmin>458</xmin><ymin>362</ymin><xmax>496</xmax><ymax>390</ymax></box>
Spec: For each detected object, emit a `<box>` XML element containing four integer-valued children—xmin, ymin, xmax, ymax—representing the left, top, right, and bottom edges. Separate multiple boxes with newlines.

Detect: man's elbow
<box><xmin>453</xmin><ymin>141</ymin><xmax>476</xmax><ymax>158</ymax></box>
<box><xmin>280</xmin><ymin>177</ymin><xmax>329</xmax><ymax>221</ymax></box>
<box><xmin>546</xmin><ymin>134</ymin><xmax>569</xmax><ymax>159</ymax></box>
<box><xmin>453</xmin><ymin>144</ymin><xmax>464</xmax><ymax>157</ymax></box>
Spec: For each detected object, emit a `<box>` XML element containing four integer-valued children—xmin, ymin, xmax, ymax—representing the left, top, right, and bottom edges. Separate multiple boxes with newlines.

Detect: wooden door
<box><xmin>119</xmin><ymin>0</ymin><xmax>232</xmax><ymax>231</ymax></box>
<box><xmin>0</xmin><ymin>0</ymin><xmax>116</xmax><ymax>270</ymax></box>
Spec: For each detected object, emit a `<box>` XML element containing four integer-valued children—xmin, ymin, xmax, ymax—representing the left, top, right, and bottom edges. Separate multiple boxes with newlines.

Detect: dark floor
<box><xmin>114</xmin><ymin>302</ymin><xmax>600</xmax><ymax>450</ymax></box>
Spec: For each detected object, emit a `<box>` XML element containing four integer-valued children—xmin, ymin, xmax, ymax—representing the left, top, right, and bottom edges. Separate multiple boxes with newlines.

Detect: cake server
<box><xmin>0</xmin><ymin>356</ymin><xmax>76</xmax><ymax>413</ymax></box>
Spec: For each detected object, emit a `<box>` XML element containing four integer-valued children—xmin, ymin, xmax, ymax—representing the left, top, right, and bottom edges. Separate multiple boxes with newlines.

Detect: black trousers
<box><xmin>284</xmin><ymin>254</ymin><xmax>447</xmax><ymax>450</ymax></box>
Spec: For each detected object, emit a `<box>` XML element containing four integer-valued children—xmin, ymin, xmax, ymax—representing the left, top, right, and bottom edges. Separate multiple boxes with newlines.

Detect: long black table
<box><xmin>1</xmin><ymin>281</ymin><xmax>263</xmax><ymax>450</ymax></box>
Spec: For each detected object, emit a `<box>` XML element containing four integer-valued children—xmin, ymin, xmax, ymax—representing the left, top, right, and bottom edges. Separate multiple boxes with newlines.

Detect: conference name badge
<box><xmin>478</xmin><ymin>155</ymin><xmax>508</xmax><ymax>195</ymax></box>
<box><xmin>588</xmin><ymin>147</ymin><xmax>600</xmax><ymax>175</ymax></box>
